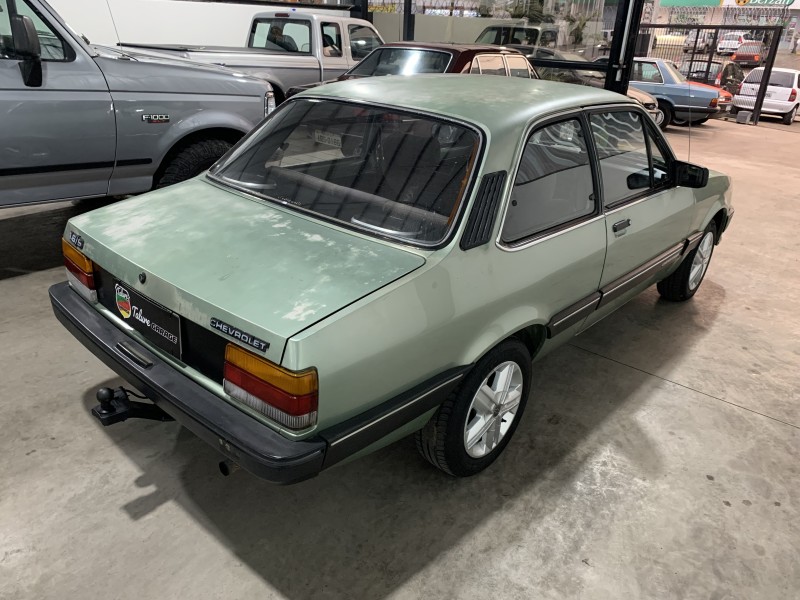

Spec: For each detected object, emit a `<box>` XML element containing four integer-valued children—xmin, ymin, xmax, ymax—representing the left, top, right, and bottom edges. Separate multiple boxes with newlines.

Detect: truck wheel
<box><xmin>415</xmin><ymin>339</ymin><xmax>532</xmax><ymax>477</ymax></box>
<box><xmin>657</xmin><ymin>101</ymin><xmax>672</xmax><ymax>130</ymax></box>
<box><xmin>657</xmin><ymin>222</ymin><xmax>717</xmax><ymax>302</ymax></box>
<box><xmin>155</xmin><ymin>139</ymin><xmax>233</xmax><ymax>189</ymax></box>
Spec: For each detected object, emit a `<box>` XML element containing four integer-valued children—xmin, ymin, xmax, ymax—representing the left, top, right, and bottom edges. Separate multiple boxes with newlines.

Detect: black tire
<box><xmin>657</xmin><ymin>101</ymin><xmax>673</xmax><ymax>130</ymax></box>
<box><xmin>730</xmin><ymin>106</ymin><xmax>740</xmax><ymax>116</ymax></box>
<box><xmin>782</xmin><ymin>105</ymin><xmax>797</xmax><ymax>125</ymax></box>
<box><xmin>657</xmin><ymin>221</ymin><xmax>717</xmax><ymax>302</ymax></box>
<box><xmin>155</xmin><ymin>139</ymin><xmax>233</xmax><ymax>189</ymax></box>
<box><xmin>694</xmin><ymin>117</ymin><xmax>709</xmax><ymax>125</ymax></box>
<box><xmin>415</xmin><ymin>339</ymin><xmax>532</xmax><ymax>477</ymax></box>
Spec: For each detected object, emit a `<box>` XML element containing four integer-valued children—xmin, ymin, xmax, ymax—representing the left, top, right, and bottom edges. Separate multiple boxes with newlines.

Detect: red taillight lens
<box><xmin>710</xmin><ymin>97</ymin><xmax>718</xmax><ymax>108</ymax></box>
<box><xmin>64</xmin><ymin>256</ymin><xmax>95</xmax><ymax>289</ymax></box>
<box><xmin>790</xmin><ymin>89</ymin><xmax>798</xmax><ymax>102</ymax></box>
<box><xmin>754</xmin><ymin>54</ymin><xmax>760</xmax><ymax>62</ymax></box>
<box><xmin>223</xmin><ymin>344</ymin><xmax>318</xmax><ymax>430</ymax></box>
<box><xmin>732</xmin><ymin>53</ymin><xmax>738</xmax><ymax>60</ymax></box>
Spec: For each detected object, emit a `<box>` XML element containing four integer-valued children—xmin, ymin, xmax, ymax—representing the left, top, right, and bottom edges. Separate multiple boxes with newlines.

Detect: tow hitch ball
<box><xmin>91</xmin><ymin>387</ymin><xmax>174</xmax><ymax>426</ymax></box>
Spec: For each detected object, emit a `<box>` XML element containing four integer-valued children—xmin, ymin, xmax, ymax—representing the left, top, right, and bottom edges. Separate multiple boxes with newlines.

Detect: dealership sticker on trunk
<box><xmin>114</xmin><ymin>282</ymin><xmax>181</xmax><ymax>358</ymax></box>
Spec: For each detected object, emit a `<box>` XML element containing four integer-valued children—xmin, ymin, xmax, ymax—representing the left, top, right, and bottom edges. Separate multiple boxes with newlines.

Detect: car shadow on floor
<box><xmin>0</xmin><ymin>198</ymin><xmax>116</xmax><ymax>281</ymax></box>
<box><xmin>81</xmin><ymin>285</ymin><xmax>721</xmax><ymax>600</ymax></box>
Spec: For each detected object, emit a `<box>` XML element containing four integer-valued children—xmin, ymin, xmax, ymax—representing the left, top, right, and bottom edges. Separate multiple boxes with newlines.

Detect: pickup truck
<box><xmin>1</xmin><ymin>0</ymin><xmax>275</xmax><ymax>208</ymax></box>
<box><xmin>118</xmin><ymin>11</ymin><xmax>384</xmax><ymax>103</ymax></box>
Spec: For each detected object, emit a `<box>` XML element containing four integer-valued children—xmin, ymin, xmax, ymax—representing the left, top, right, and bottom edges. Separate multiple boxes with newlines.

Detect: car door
<box><xmin>0</xmin><ymin>0</ymin><xmax>115</xmax><ymax>207</ymax></box>
<box><xmin>581</xmin><ymin>107</ymin><xmax>695</xmax><ymax>330</ymax></box>
<box><xmin>495</xmin><ymin>114</ymin><xmax>607</xmax><ymax>342</ymax></box>
<box><xmin>319</xmin><ymin>21</ymin><xmax>348</xmax><ymax>79</ymax></box>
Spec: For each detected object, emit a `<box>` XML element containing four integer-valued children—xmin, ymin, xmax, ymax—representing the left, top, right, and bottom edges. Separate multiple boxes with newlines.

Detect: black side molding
<box><xmin>320</xmin><ymin>367</ymin><xmax>469</xmax><ymax>468</ymax></box>
<box><xmin>461</xmin><ymin>171</ymin><xmax>506</xmax><ymax>250</ymax></box>
<box><xmin>599</xmin><ymin>242</ymin><xmax>683</xmax><ymax>308</ymax></box>
<box><xmin>546</xmin><ymin>293</ymin><xmax>601</xmax><ymax>339</ymax></box>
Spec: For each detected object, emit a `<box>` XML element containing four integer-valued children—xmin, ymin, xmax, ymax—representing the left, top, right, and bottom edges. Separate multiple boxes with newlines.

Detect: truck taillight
<box><xmin>223</xmin><ymin>344</ymin><xmax>318</xmax><ymax>430</ymax></box>
<box><xmin>265</xmin><ymin>90</ymin><xmax>276</xmax><ymax>116</ymax></box>
<box><xmin>62</xmin><ymin>238</ymin><xmax>97</xmax><ymax>302</ymax></box>
<box><xmin>790</xmin><ymin>89</ymin><xmax>798</xmax><ymax>102</ymax></box>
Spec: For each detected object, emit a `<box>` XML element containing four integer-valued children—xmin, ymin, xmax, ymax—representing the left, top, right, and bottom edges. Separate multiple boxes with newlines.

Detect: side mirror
<box><xmin>11</xmin><ymin>15</ymin><xmax>41</xmax><ymax>60</ymax></box>
<box><xmin>626</xmin><ymin>169</ymin><xmax>650</xmax><ymax>190</ymax></box>
<box><xmin>10</xmin><ymin>15</ymin><xmax>42</xmax><ymax>88</ymax></box>
<box><xmin>673</xmin><ymin>160</ymin><xmax>709</xmax><ymax>188</ymax></box>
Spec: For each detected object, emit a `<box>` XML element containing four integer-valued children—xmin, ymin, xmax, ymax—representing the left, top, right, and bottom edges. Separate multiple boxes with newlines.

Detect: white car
<box><xmin>732</xmin><ymin>67</ymin><xmax>800</xmax><ymax>125</ymax></box>
<box><xmin>717</xmin><ymin>32</ymin><xmax>753</xmax><ymax>55</ymax></box>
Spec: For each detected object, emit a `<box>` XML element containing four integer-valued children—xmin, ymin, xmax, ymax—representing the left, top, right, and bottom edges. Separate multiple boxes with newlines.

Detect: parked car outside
<box><xmin>286</xmin><ymin>42</ymin><xmax>537</xmax><ymax>98</ymax></box>
<box><xmin>732</xmin><ymin>67</ymin><xmax>800</xmax><ymax>124</ymax></box>
<box><xmin>732</xmin><ymin>41</ymin><xmax>766</xmax><ymax>67</ymax></box>
<box><xmin>683</xmin><ymin>30</ymin><xmax>713</xmax><ymax>54</ymax></box>
<box><xmin>654</xmin><ymin>30</ymin><xmax>687</xmax><ymax>48</ymax></box>
<box><xmin>595</xmin><ymin>56</ymin><xmax>721</xmax><ymax>128</ymax></box>
<box><xmin>678</xmin><ymin>59</ymin><xmax>744</xmax><ymax>96</ymax></box>
<box><xmin>51</xmin><ymin>76</ymin><xmax>733</xmax><ymax>484</ymax></box>
<box><xmin>716</xmin><ymin>31</ymin><xmax>754</xmax><ymax>55</ymax></box>
<box><xmin>514</xmin><ymin>47</ymin><xmax>663</xmax><ymax>125</ymax></box>
<box><xmin>0</xmin><ymin>0</ymin><xmax>274</xmax><ymax>208</ymax></box>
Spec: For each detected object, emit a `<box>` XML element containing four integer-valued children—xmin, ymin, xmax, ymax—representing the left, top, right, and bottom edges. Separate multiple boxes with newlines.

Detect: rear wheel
<box><xmin>155</xmin><ymin>139</ymin><xmax>233</xmax><ymax>189</ymax></box>
<box><xmin>657</xmin><ymin>222</ymin><xmax>716</xmax><ymax>302</ymax></box>
<box><xmin>415</xmin><ymin>339</ymin><xmax>532</xmax><ymax>477</ymax></box>
<box><xmin>782</xmin><ymin>105</ymin><xmax>797</xmax><ymax>125</ymax></box>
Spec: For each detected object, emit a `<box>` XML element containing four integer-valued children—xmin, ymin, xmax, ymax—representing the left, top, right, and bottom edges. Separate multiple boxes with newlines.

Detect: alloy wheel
<box><xmin>688</xmin><ymin>231</ymin><xmax>714</xmax><ymax>291</ymax></box>
<box><xmin>463</xmin><ymin>361</ymin><xmax>523</xmax><ymax>458</ymax></box>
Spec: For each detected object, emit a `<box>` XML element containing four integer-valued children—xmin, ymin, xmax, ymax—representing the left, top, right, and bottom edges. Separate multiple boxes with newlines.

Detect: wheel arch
<box><xmin>152</xmin><ymin>127</ymin><xmax>246</xmax><ymax>189</ymax></box>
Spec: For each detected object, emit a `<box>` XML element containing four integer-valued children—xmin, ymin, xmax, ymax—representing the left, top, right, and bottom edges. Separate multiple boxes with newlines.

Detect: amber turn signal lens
<box><xmin>224</xmin><ymin>344</ymin><xmax>317</xmax><ymax>396</ymax></box>
<box><xmin>62</xmin><ymin>238</ymin><xmax>93</xmax><ymax>273</ymax></box>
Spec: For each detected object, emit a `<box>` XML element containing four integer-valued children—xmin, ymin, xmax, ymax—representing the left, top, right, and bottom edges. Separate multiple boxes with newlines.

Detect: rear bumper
<box><xmin>50</xmin><ymin>282</ymin><xmax>465</xmax><ymax>484</ymax></box>
<box><xmin>733</xmin><ymin>95</ymin><xmax>795</xmax><ymax>115</ymax></box>
<box><xmin>673</xmin><ymin>105</ymin><xmax>721</xmax><ymax>120</ymax></box>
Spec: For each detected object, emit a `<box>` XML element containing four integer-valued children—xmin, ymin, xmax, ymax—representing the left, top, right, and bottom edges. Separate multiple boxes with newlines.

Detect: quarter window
<box><xmin>506</xmin><ymin>55</ymin><xmax>532</xmax><ymax>78</ymax></box>
<box><xmin>590</xmin><ymin>110</ymin><xmax>671</xmax><ymax>207</ymax></box>
<box><xmin>501</xmin><ymin>118</ymin><xmax>596</xmax><ymax>243</ymax></box>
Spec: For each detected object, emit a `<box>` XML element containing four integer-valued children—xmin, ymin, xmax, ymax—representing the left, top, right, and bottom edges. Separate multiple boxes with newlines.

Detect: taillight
<box><xmin>732</xmin><ymin>53</ymin><xmax>738</xmax><ymax>60</ymax></box>
<box><xmin>710</xmin><ymin>97</ymin><xmax>718</xmax><ymax>108</ymax></box>
<box><xmin>754</xmin><ymin>54</ymin><xmax>760</xmax><ymax>62</ymax></box>
<box><xmin>62</xmin><ymin>238</ymin><xmax>96</xmax><ymax>302</ymax></box>
<box><xmin>223</xmin><ymin>343</ymin><xmax>318</xmax><ymax>430</ymax></box>
<box><xmin>790</xmin><ymin>89</ymin><xmax>797</xmax><ymax>102</ymax></box>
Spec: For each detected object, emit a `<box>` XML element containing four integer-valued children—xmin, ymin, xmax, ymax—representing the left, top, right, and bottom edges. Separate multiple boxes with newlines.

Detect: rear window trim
<box><xmin>208</xmin><ymin>97</ymin><xmax>487</xmax><ymax>251</ymax></box>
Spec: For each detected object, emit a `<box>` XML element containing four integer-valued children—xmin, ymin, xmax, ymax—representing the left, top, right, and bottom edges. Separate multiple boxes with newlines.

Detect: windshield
<box><xmin>349</xmin><ymin>48</ymin><xmax>452</xmax><ymax>77</ymax></box>
<box><xmin>210</xmin><ymin>100</ymin><xmax>480</xmax><ymax>246</ymax></box>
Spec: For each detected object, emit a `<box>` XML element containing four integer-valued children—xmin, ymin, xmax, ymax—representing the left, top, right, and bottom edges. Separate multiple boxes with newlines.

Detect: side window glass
<box><xmin>640</xmin><ymin>62</ymin><xmax>663</xmax><ymax>83</ymax></box>
<box><xmin>321</xmin><ymin>22</ymin><xmax>342</xmax><ymax>57</ymax></box>
<box><xmin>540</xmin><ymin>30</ymin><xmax>558</xmax><ymax>47</ymax></box>
<box><xmin>12</xmin><ymin>0</ymin><xmax>68</xmax><ymax>61</ymax></box>
<box><xmin>590</xmin><ymin>111</ymin><xmax>653</xmax><ymax>206</ymax></box>
<box><xmin>648</xmin><ymin>129</ymin><xmax>670</xmax><ymax>186</ymax></box>
<box><xmin>506</xmin><ymin>55</ymin><xmax>531</xmax><ymax>78</ymax></box>
<box><xmin>476</xmin><ymin>54</ymin><xmax>506</xmax><ymax>76</ymax></box>
<box><xmin>501</xmin><ymin>118</ymin><xmax>595</xmax><ymax>243</ymax></box>
<box><xmin>348</xmin><ymin>24</ymin><xmax>382</xmax><ymax>60</ymax></box>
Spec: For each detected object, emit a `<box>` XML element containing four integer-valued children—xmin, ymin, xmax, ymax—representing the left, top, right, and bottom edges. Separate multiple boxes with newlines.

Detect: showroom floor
<box><xmin>1</xmin><ymin>119</ymin><xmax>798</xmax><ymax>600</ymax></box>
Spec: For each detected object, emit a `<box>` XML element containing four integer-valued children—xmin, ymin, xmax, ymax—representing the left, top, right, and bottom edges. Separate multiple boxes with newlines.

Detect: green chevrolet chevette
<box><xmin>51</xmin><ymin>76</ymin><xmax>733</xmax><ymax>483</ymax></box>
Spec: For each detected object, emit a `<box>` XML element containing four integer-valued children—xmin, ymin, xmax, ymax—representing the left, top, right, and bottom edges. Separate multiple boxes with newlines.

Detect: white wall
<box><xmin>47</xmin><ymin>0</ymin><xmax>347</xmax><ymax>47</ymax></box>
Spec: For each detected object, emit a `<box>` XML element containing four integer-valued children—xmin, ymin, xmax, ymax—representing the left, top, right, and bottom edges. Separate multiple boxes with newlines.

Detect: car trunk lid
<box><xmin>66</xmin><ymin>178</ymin><xmax>426</xmax><ymax>366</ymax></box>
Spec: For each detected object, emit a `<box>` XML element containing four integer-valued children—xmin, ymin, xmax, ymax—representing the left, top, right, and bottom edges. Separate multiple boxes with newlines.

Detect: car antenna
<box><xmin>104</xmin><ymin>0</ymin><xmax>122</xmax><ymax>47</ymax></box>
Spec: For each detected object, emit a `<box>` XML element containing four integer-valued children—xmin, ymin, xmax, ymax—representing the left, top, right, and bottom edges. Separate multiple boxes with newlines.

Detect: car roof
<box><xmin>302</xmin><ymin>75</ymin><xmax>633</xmax><ymax>133</ymax></box>
<box><xmin>750</xmin><ymin>67</ymin><xmax>800</xmax><ymax>73</ymax></box>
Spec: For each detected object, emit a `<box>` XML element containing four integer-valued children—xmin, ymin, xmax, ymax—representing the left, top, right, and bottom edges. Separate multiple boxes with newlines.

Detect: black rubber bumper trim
<box><xmin>49</xmin><ymin>282</ymin><xmax>326</xmax><ymax>485</ymax></box>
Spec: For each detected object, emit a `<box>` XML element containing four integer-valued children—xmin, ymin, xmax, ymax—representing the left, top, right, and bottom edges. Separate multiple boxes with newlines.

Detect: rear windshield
<box><xmin>249</xmin><ymin>18</ymin><xmax>311</xmax><ymax>54</ymax></box>
<box><xmin>745</xmin><ymin>69</ymin><xmax>795</xmax><ymax>87</ymax></box>
<box><xmin>737</xmin><ymin>43</ymin><xmax>762</xmax><ymax>52</ymax></box>
<box><xmin>681</xmin><ymin>61</ymin><xmax>721</xmax><ymax>76</ymax></box>
<box><xmin>349</xmin><ymin>48</ymin><xmax>452</xmax><ymax>76</ymax></box>
<box><xmin>722</xmin><ymin>33</ymin><xmax>742</xmax><ymax>41</ymax></box>
<box><xmin>210</xmin><ymin>100</ymin><xmax>480</xmax><ymax>246</ymax></box>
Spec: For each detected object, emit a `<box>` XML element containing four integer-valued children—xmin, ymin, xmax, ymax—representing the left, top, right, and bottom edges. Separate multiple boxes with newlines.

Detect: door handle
<box><xmin>612</xmin><ymin>218</ymin><xmax>631</xmax><ymax>233</ymax></box>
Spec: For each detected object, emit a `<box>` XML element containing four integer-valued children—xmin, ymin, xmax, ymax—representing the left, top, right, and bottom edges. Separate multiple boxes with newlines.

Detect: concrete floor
<box><xmin>1</xmin><ymin>119</ymin><xmax>798</xmax><ymax>600</ymax></box>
